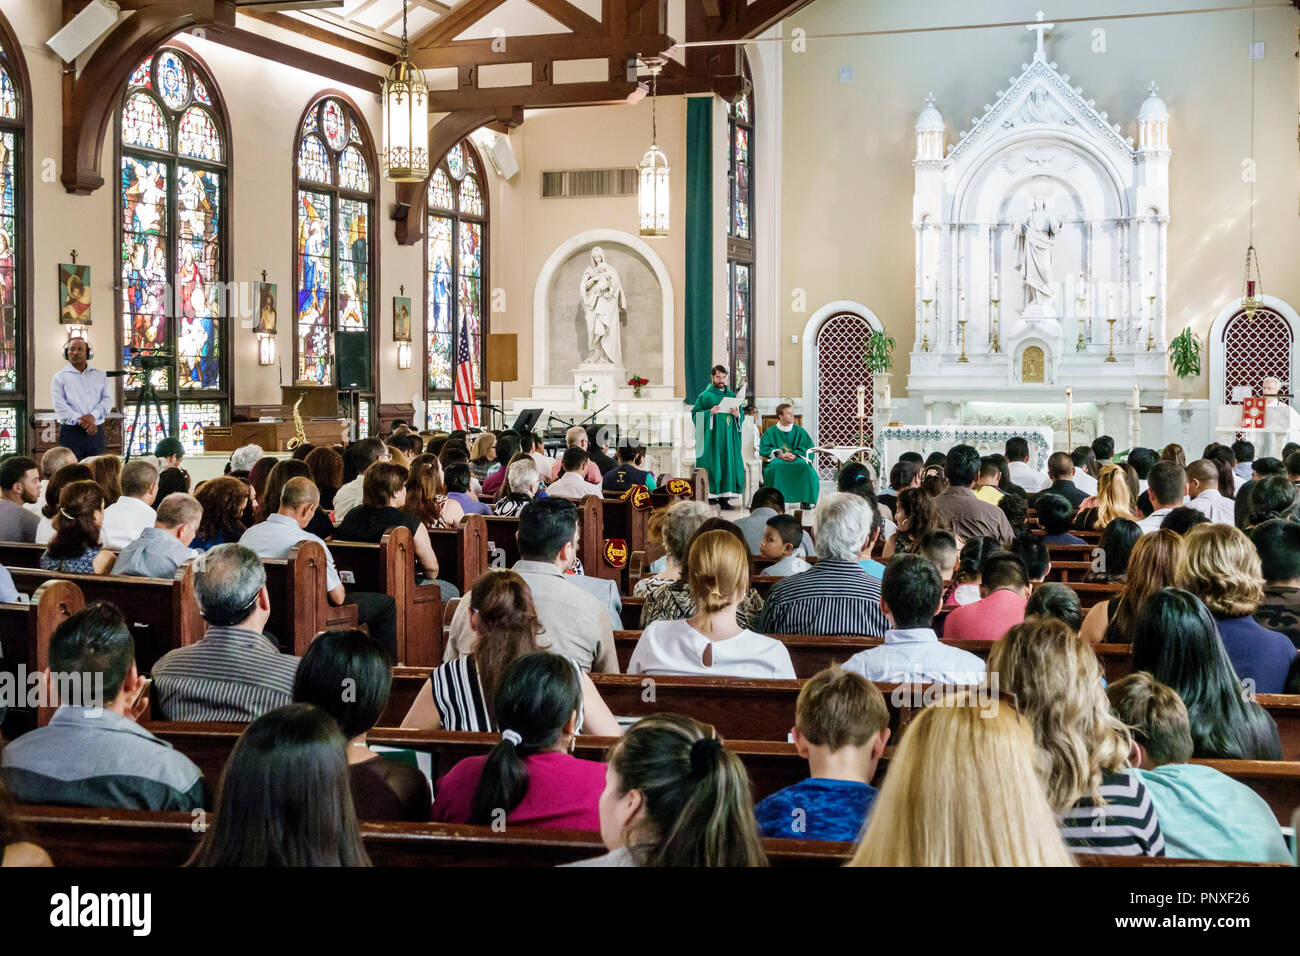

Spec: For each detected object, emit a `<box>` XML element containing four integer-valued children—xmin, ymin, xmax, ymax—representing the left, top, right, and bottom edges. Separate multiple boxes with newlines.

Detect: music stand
<box><xmin>511</xmin><ymin>408</ymin><xmax>543</xmax><ymax>435</ymax></box>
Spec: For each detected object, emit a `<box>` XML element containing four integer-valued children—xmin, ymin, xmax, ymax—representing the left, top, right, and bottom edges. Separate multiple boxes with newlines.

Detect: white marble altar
<box><xmin>879</xmin><ymin>424</ymin><xmax>1055</xmax><ymax>472</ymax></box>
<box><xmin>906</xmin><ymin>13</ymin><xmax>1171</xmax><ymax>426</ymax></box>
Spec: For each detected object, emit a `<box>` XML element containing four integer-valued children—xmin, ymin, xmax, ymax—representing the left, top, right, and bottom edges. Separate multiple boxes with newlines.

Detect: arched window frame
<box><xmin>726</xmin><ymin>56</ymin><xmax>755</xmax><ymax>392</ymax></box>
<box><xmin>424</xmin><ymin>138</ymin><xmax>489</xmax><ymax>431</ymax></box>
<box><xmin>116</xmin><ymin>44</ymin><xmax>231</xmax><ymax>455</ymax></box>
<box><xmin>0</xmin><ymin>15</ymin><xmax>31</xmax><ymax>455</ymax></box>
<box><xmin>292</xmin><ymin>93</ymin><xmax>379</xmax><ymax>438</ymax></box>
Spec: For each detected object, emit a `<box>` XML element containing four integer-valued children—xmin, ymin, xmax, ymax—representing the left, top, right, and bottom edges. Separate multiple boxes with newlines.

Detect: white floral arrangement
<box><xmin>578</xmin><ymin>376</ymin><xmax>598</xmax><ymax>398</ymax></box>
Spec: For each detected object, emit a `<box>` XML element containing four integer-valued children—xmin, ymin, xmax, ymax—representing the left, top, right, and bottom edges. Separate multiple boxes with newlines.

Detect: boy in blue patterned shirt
<box><xmin>754</xmin><ymin>665</ymin><xmax>890</xmax><ymax>842</ymax></box>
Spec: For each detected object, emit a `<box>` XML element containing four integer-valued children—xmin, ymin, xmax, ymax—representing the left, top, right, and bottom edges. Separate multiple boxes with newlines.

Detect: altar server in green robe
<box><xmin>691</xmin><ymin>365</ymin><xmax>744</xmax><ymax>506</ymax></box>
<box><xmin>759</xmin><ymin>403</ymin><xmax>820</xmax><ymax>507</ymax></box>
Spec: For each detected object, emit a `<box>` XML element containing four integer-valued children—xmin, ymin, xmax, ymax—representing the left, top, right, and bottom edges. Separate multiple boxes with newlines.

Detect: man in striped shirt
<box><xmin>757</xmin><ymin>492</ymin><xmax>889</xmax><ymax>637</ymax></box>
<box><xmin>151</xmin><ymin>544</ymin><xmax>299</xmax><ymax>722</ymax></box>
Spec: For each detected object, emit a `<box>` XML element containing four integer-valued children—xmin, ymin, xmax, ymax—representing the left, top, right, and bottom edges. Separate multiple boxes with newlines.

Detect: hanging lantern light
<box><xmin>1241</xmin><ymin>244</ymin><xmax>1263</xmax><ymax>322</ymax></box>
<box><xmin>638</xmin><ymin>62</ymin><xmax>670</xmax><ymax>238</ymax></box>
<box><xmin>381</xmin><ymin>0</ymin><xmax>429</xmax><ymax>183</ymax></box>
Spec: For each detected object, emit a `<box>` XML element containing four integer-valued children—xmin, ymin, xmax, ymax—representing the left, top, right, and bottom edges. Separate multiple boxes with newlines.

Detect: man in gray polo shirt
<box><xmin>112</xmin><ymin>493</ymin><xmax>202</xmax><ymax>579</ymax></box>
<box><xmin>1</xmin><ymin>603</ymin><xmax>205</xmax><ymax>811</ymax></box>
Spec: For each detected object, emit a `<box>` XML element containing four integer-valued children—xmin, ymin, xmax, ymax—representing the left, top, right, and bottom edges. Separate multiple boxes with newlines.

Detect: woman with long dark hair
<box><xmin>403</xmin><ymin>454</ymin><xmax>465</xmax><ymax>530</ymax></box>
<box><xmin>191</xmin><ymin>475</ymin><xmax>250</xmax><ymax>552</ymax></box>
<box><xmin>1244</xmin><ymin>475</ymin><xmax>1298</xmax><ymax>528</ymax></box>
<box><xmin>40</xmin><ymin>480</ymin><xmax>114</xmax><ymax>574</ymax></box>
<box><xmin>293</xmin><ymin>629</ymin><xmax>430</xmax><ymax>821</ymax></box>
<box><xmin>431</xmin><ymin>653</ymin><xmax>607</xmax><ymax>830</ymax></box>
<box><xmin>304</xmin><ymin>446</ymin><xmax>344</xmax><ymax>512</ymax></box>
<box><xmin>1084</xmin><ymin>517</ymin><xmax>1141</xmax><ymax>583</ymax></box>
<box><xmin>570</xmin><ymin>714</ymin><xmax>768</xmax><ymax>866</ymax></box>
<box><xmin>34</xmin><ymin>462</ymin><xmax>92</xmax><ymax>546</ymax></box>
<box><xmin>89</xmin><ymin>455</ymin><xmax>122</xmax><ymax>506</ymax></box>
<box><xmin>1131</xmin><ymin>589</ymin><xmax>1281</xmax><ymax>760</ymax></box>
<box><xmin>187</xmin><ymin>703</ymin><xmax>371</xmax><ymax>866</ymax></box>
<box><xmin>260</xmin><ymin>459</ymin><xmax>333</xmax><ymax>539</ymax></box>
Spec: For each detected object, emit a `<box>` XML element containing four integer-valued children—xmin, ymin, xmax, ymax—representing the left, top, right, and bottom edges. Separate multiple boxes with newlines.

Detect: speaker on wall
<box><xmin>484</xmin><ymin>135</ymin><xmax>520</xmax><ymax>181</ymax></box>
<box><xmin>335</xmin><ymin>330</ymin><xmax>372</xmax><ymax>390</ymax></box>
<box><xmin>486</xmin><ymin>333</ymin><xmax>518</xmax><ymax>383</ymax></box>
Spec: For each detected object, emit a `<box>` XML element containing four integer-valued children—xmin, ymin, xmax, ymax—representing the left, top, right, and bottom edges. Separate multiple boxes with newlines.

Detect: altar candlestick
<box><xmin>992</xmin><ymin>272</ymin><xmax>999</xmax><ymax>299</ymax></box>
<box><xmin>1066</xmin><ymin>389</ymin><xmax>1072</xmax><ymax>422</ymax></box>
<box><xmin>1132</xmin><ymin>385</ymin><xmax>1140</xmax><ymax>409</ymax></box>
<box><xmin>857</xmin><ymin>385</ymin><xmax>865</xmax><ymax>419</ymax></box>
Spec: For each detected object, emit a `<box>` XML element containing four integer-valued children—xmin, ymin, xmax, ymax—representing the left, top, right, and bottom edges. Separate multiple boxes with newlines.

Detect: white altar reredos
<box><xmin>905</xmin><ymin>17</ymin><xmax>1170</xmax><ymax>441</ymax></box>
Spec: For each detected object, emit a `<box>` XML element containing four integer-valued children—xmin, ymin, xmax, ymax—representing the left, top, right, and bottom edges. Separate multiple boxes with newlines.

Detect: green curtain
<box><xmin>684</xmin><ymin>97</ymin><xmax>713</xmax><ymax>402</ymax></box>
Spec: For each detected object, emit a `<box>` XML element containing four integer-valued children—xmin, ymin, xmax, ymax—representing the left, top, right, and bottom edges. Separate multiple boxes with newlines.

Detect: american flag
<box><xmin>452</xmin><ymin>321</ymin><xmax>479</xmax><ymax>430</ymax></box>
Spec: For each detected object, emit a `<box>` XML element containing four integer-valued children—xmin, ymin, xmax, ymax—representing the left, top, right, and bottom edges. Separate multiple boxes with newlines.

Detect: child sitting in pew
<box><xmin>918</xmin><ymin>529</ymin><xmax>958</xmax><ymax>589</ymax></box>
<box><xmin>1106</xmin><ymin>673</ymin><xmax>1291</xmax><ymax>863</ymax></box>
<box><xmin>432</xmin><ymin>653</ymin><xmax>606</xmax><ymax>830</ymax></box>
<box><xmin>753</xmin><ymin>666</ymin><xmax>889</xmax><ymax>842</ymax></box>
<box><xmin>759</xmin><ymin>513</ymin><xmax>811</xmax><ymax>577</ymax></box>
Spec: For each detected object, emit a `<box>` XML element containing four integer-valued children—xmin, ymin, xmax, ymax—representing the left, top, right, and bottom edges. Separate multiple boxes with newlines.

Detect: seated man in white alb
<box><xmin>841</xmin><ymin>554</ymin><xmax>984</xmax><ymax>685</ymax></box>
<box><xmin>1185</xmin><ymin>458</ymin><xmax>1234</xmax><ymax>525</ymax></box>
<box><xmin>546</xmin><ymin>447</ymin><xmax>602</xmax><ymax>500</ymax></box>
<box><xmin>112</xmin><ymin>493</ymin><xmax>201</xmax><ymax>579</ymax></box>
<box><xmin>629</xmin><ymin>528</ymin><xmax>795</xmax><ymax>679</ymax></box>
<box><xmin>100</xmin><ymin>459</ymin><xmax>159</xmax><ymax>549</ymax></box>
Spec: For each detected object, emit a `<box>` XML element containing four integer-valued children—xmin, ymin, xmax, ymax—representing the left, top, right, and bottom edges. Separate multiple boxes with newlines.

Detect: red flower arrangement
<box><xmin>628</xmin><ymin>374</ymin><xmax>649</xmax><ymax>397</ymax></box>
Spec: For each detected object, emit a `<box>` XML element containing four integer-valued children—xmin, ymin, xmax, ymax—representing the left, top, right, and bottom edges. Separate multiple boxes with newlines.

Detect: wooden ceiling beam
<box><xmin>528</xmin><ymin>0</ymin><xmax>605</xmax><ymax>36</ymax></box>
<box><xmin>62</xmin><ymin>0</ymin><xmax>237</xmax><ymax>194</ymax></box>
<box><xmin>426</xmin><ymin>79</ymin><xmax>637</xmax><ymax>112</ymax></box>
<box><xmin>412</xmin><ymin>31</ymin><xmax>673</xmax><ymax>69</ymax></box>
<box><xmin>237</xmin><ymin>9</ymin><xmax>396</xmax><ymax>63</ymax></box>
<box><xmin>413</xmin><ymin>0</ymin><xmax>509</xmax><ymax>49</ymax></box>
<box><xmin>707</xmin><ymin>0</ymin><xmax>817</xmax><ymax>41</ymax></box>
<box><xmin>203</xmin><ymin>22</ymin><xmax>385</xmax><ymax>91</ymax></box>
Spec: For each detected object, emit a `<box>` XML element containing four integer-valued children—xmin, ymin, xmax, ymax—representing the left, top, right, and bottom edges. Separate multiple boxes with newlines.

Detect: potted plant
<box><xmin>627</xmin><ymin>374</ymin><xmax>649</xmax><ymax>398</ymax></box>
<box><xmin>863</xmin><ymin>330</ymin><xmax>896</xmax><ymax>374</ymax></box>
<box><xmin>1169</xmin><ymin>327</ymin><xmax>1201</xmax><ymax>401</ymax></box>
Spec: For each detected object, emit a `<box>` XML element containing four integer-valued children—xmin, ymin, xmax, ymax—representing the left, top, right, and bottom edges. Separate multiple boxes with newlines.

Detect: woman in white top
<box><xmin>629</xmin><ymin>529</ymin><xmax>795</xmax><ymax>679</ymax></box>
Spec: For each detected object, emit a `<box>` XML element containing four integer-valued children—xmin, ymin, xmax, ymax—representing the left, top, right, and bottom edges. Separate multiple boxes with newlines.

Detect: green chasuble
<box><xmin>759</xmin><ymin>423</ymin><xmax>820</xmax><ymax>505</ymax></box>
<box><xmin>691</xmin><ymin>384</ymin><xmax>744</xmax><ymax>496</ymax></box>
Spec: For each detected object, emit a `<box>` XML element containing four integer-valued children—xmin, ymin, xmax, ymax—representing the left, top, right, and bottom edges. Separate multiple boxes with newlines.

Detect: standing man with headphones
<box><xmin>51</xmin><ymin>337</ymin><xmax>113</xmax><ymax>460</ymax></box>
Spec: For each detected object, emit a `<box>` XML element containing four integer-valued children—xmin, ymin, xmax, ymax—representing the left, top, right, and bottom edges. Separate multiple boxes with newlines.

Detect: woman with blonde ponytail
<box><xmin>629</xmin><ymin>530</ymin><xmax>794</xmax><ymax>678</ymax></box>
<box><xmin>570</xmin><ymin>714</ymin><xmax>768</xmax><ymax>867</ymax></box>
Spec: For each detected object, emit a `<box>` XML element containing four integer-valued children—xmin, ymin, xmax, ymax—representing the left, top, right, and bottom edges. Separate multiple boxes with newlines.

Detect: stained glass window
<box><xmin>294</xmin><ymin>97</ymin><xmax>374</xmax><ymax>392</ymax></box>
<box><xmin>120</xmin><ymin>48</ymin><xmax>227</xmax><ymax>453</ymax></box>
<box><xmin>425</xmin><ymin>139</ymin><xmax>487</xmax><ymax>405</ymax></box>
<box><xmin>0</xmin><ymin>36</ymin><xmax>24</xmax><ymax>450</ymax></box>
<box><xmin>0</xmin><ymin>405</ymin><xmax>14</xmax><ymax>455</ymax></box>
<box><xmin>726</xmin><ymin>56</ymin><xmax>755</xmax><ymax>389</ymax></box>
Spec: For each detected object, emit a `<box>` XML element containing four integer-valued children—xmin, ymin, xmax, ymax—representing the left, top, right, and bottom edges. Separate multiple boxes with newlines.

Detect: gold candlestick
<box><xmin>1146</xmin><ymin>294</ymin><xmax>1157</xmax><ymax>352</ymax></box>
<box><xmin>989</xmin><ymin>297</ymin><xmax>1001</xmax><ymax>353</ymax></box>
<box><xmin>1105</xmin><ymin>317</ymin><xmax>1117</xmax><ymax>362</ymax></box>
<box><xmin>957</xmin><ymin>319</ymin><xmax>969</xmax><ymax>363</ymax></box>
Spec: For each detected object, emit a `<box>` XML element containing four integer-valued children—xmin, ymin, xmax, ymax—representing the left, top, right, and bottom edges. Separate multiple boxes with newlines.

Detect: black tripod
<box><xmin>124</xmin><ymin>368</ymin><xmax>171</xmax><ymax>463</ymax></box>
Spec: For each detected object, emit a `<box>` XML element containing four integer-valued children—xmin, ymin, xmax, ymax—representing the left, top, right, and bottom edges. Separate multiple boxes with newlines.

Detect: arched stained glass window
<box><xmin>0</xmin><ymin>25</ymin><xmax>27</xmax><ymax>455</ymax></box>
<box><xmin>726</xmin><ymin>56</ymin><xmax>755</xmax><ymax>391</ymax></box>
<box><xmin>294</xmin><ymin>96</ymin><xmax>377</xmax><ymax>437</ymax></box>
<box><xmin>119</xmin><ymin>46</ymin><xmax>227</xmax><ymax>456</ymax></box>
<box><xmin>425</xmin><ymin>138</ymin><xmax>488</xmax><ymax>431</ymax></box>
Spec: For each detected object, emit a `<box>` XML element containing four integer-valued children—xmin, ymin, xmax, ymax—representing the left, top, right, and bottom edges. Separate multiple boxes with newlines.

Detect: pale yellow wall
<box><xmin>780</xmin><ymin>0</ymin><xmax>1300</xmax><ymax>400</ymax></box>
<box><xmin>485</xmin><ymin>96</ymin><xmax>688</xmax><ymax>403</ymax></box>
<box><xmin>6</xmin><ymin>0</ymin><xmax>426</xmax><ymax>413</ymax></box>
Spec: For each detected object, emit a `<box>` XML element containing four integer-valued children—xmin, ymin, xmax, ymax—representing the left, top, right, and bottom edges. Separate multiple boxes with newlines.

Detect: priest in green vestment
<box><xmin>759</xmin><ymin>403</ymin><xmax>820</xmax><ymax>506</ymax></box>
<box><xmin>691</xmin><ymin>365</ymin><xmax>744</xmax><ymax>502</ymax></box>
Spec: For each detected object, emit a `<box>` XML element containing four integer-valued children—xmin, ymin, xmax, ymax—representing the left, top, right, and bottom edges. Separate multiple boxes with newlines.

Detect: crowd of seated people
<box><xmin>0</xmin><ymin>429</ymin><xmax>1297</xmax><ymax>869</ymax></box>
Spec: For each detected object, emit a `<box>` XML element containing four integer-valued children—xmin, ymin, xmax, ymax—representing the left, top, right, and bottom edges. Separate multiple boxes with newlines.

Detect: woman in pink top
<box><xmin>432</xmin><ymin>653</ymin><xmax>605</xmax><ymax>830</ymax></box>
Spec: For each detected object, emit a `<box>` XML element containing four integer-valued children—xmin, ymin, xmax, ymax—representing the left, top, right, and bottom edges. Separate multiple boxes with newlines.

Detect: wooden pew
<box><xmin>599</xmin><ymin>493</ymin><xmax>650</xmax><ymax>593</ymax></box>
<box><xmin>426</xmin><ymin>515</ymin><xmax>488</xmax><ymax>594</ymax></box>
<box><xmin>0</xmin><ymin>541</ymin><xmax>50</xmax><ymax>570</ymax></box>
<box><xmin>1068</xmin><ymin>581</ymin><xmax>1123</xmax><ymax>610</ymax></box>
<box><xmin>16</xmin><ymin>805</ymin><xmax>1286</xmax><ymax>868</ymax></box>
<box><xmin>620</xmin><ymin>596</ymin><xmax>645</xmax><ymax>629</ymax></box>
<box><xmin>258</xmin><ymin>540</ymin><xmax>358</xmax><ymax>656</ymax></box>
<box><xmin>144</xmin><ymin>722</ymin><xmax>1300</xmax><ymax>827</ymax></box>
<box><xmin>6</xmin><ymin>564</ymin><xmax>205</xmax><ymax>674</ymax></box>
<box><xmin>0</xmin><ymin>580</ymin><xmax>85</xmax><ymax>735</ymax></box>
<box><xmin>329</xmin><ymin>527</ymin><xmax>442</xmax><ymax>666</ymax></box>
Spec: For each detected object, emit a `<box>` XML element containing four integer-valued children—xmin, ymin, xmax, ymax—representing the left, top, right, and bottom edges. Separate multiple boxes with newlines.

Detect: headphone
<box><xmin>63</xmin><ymin>338</ymin><xmax>94</xmax><ymax>361</ymax></box>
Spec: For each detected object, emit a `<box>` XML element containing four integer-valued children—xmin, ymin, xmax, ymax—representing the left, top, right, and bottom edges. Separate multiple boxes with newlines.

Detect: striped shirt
<box><xmin>429</xmin><ymin>654</ymin><xmax>586</xmax><ymax>733</ymax></box>
<box><xmin>150</xmin><ymin>626</ymin><xmax>300</xmax><ymax>722</ymax></box>
<box><xmin>756</xmin><ymin>558</ymin><xmax>887</xmax><ymax>636</ymax></box>
<box><xmin>1059</xmin><ymin>769</ymin><xmax>1166</xmax><ymax>856</ymax></box>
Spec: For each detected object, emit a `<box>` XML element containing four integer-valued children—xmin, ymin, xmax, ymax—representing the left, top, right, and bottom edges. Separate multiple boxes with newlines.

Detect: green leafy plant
<box><xmin>863</xmin><ymin>330</ymin><xmax>896</xmax><ymax>374</ymax></box>
<box><xmin>1169</xmin><ymin>328</ymin><xmax>1202</xmax><ymax>379</ymax></box>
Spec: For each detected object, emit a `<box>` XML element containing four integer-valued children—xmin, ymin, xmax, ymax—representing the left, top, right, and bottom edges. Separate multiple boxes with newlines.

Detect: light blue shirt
<box><xmin>111</xmin><ymin>527</ymin><xmax>198</xmax><ymax>580</ymax></box>
<box><xmin>239</xmin><ymin>513</ymin><xmax>342</xmax><ymax>590</ymax></box>
<box><xmin>51</xmin><ymin>362</ymin><xmax>113</xmax><ymax>426</ymax></box>
<box><xmin>857</xmin><ymin>558</ymin><xmax>886</xmax><ymax>579</ymax></box>
<box><xmin>841</xmin><ymin>627</ymin><xmax>986</xmax><ymax>685</ymax></box>
<box><xmin>0</xmin><ymin>563</ymin><xmax>17</xmax><ymax>603</ymax></box>
<box><xmin>1136</xmin><ymin>763</ymin><xmax>1291</xmax><ymax>863</ymax></box>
